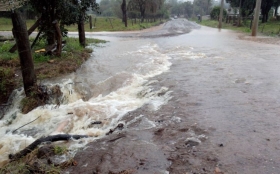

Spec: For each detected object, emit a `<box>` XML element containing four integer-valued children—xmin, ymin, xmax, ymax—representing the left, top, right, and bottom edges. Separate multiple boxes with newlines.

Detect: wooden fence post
<box><xmin>89</xmin><ymin>15</ymin><xmax>93</xmax><ymax>29</ymax></box>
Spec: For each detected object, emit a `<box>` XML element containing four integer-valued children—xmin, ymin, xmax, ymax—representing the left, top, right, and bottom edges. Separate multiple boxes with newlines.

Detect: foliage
<box><xmin>168</xmin><ymin>0</ymin><xmax>194</xmax><ymax>18</ymax></box>
<box><xmin>99</xmin><ymin>0</ymin><xmax>121</xmax><ymax>17</ymax></box>
<box><xmin>210</xmin><ymin>6</ymin><xmax>227</xmax><ymax>20</ymax></box>
<box><xmin>0</xmin><ymin>67</ymin><xmax>16</xmax><ymax>96</ymax></box>
<box><xmin>226</xmin><ymin>0</ymin><xmax>280</xmax><ymax>23</ymax></box>
<box><xmin>193</xmin><ymin>0</ymin><xmax>212</xmax><ymax>15</ymax></box>
<box><xmin>127</xmin><ymin>0</ymin><xmax>165</xmax><ymax>21</ymax></box>
<box><xmin>0</xmin><ymin>0</ymin><xmax>100</xmax><ymax>45</ymax></box>
<box><xmin>54</xmin><ymin>146</ymin><xmax>68</xmax><ymax>155</ymax></box>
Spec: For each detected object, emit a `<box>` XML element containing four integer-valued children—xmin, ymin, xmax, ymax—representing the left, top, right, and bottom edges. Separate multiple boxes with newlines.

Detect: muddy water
<box><xmin>0</xmin><ymin>34</ymin><xmax>174</xmax><ymax>166</ymax></box>
<box><xmin>66</xmin><ymin>26</ymin><xmax>280</xmax><ymax>174</ymax></box>
<box><xmin>1</xmin><ymin>20</ymin><xmax>280</xmax><ymax>174</ymax></box>
<box><xmin>156</xmin><ymin>27</ymin><xmax>280</xmax><ymax>174</ymax></box>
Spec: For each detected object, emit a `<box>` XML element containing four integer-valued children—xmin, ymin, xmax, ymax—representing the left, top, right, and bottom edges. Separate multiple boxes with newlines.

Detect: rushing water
<box><xmin>0</xmin><ymin>29</ymin><xmax>204</xmax><ymax>166</ymax></box>
<box><xmin>0</xmin><ymin>40</ymin><xmax>162</xmax><ymax>165</ymax></box>
<box><xmin>2</xmin><ymin>19</ymin><xmax>280</xmax><ymax>173</ymax></box>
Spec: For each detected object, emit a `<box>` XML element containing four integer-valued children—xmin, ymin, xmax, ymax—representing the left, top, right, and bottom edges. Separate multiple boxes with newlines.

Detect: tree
<box><xmin>1</xmin><ymin>0</ymin><xmax>37</xmax><ymax>97</ymax></box>
<box><xmin>99</xmin><ymin>0</ymin><xmax>114</xmax><ymax>16</ymax></box>
<box><xmin>227</xmin><ymin>0</ymin><xmax>277</xmax><ymax>23</ymax></box>
<box><xmin>121</xmin><ymin>0</ymin><xmax>128</xmax><ymax>27</ymax></box>
<box><xmin>261</xmin><ymin>0</ymin><xmax>273</xmax><ymax>23</ymax></box>
<box><xmin>193</xmin><ymin>0</ymin><xmax>212</xmax><ymax>15</ymax></box>
<box><xmin>183</xmin><ymin>2</ymin><xmax>194</xmax><ymax>18</ymax></box>
<box><xmin>24</xmin><ymin>0</ymin><xmax>99</xmax><ymax>51</ymax></box>
<box><xmin>1</xmin><ymin>0</ymin><xmax>99</xmax><ymax>97</ymax></box>
<box><xmin>69</xmin><ymin>0</ymin><xmax>100</xmax><ymax>47</ymax></box>
<box><xmin>128</xmin><ymin>0</ymin><xmax>164</xmax><ymax>22</ymax></box>
<box><xmin>252</xmin><ymin>0</ymin><xmax>262</xmax><ymax>35</ymax></box>
<box><xmin>226</xmin><ymin>0</ymin><xmax>255</xmax><ymax>17</ymax></box>
<box><xmin>218</xmin><ymin>0</ymin><xmax>224</xmax><ymax>29</ymax></box>
<box><xmin>12</xmin><ymin>10</ymin><xmax>37</xmax><ymax>97</ymax></box>
<box><xmin>273</xmin><ymin>0</ymin><xmax>280</xmax><ymax>16</ymax></box>
<box><xmin>210</xmin><ymin>6</ymin><xmax>227</xmax><ymax>20</ymax></box>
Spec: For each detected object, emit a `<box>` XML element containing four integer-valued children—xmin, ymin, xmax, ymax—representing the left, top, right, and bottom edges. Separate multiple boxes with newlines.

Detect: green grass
<box><xmin>0</xmin><ymin>37</ymin><xmax>106</xmax><ymax>104</ymax></box>
<box><xmin>0</xmin><ymin>37</ymin><xmax>106</xmax><ymax>63</ymax></box>
<box><xmin>198</xmin><ymin>19</ymin><xmax>280</xmax><ymax>36</ymax></box>
<box><xmin>258</xmin><ymin>21</ymin><xmax>280</xmax><ymax>36</ymax></box>
<box><xmin>66</xmin><ymin>17</ymin><xmax>166</xmax><ymax>32</ymax></box>
<box><xmin>0</xmin><ymin>17</ymin><xmax>166</xmax><ymax>32</ymax></box>
<box><xmin>1</xmin><ymin>17</ymin><xmax>166</xmax><ymax>32</ymax></box>
<box><xmin>0</xmin><ymin>41</ymin><xmax>18</xmax><ymax>60</ymax></box>
<box><xmin>0</xmin><ymin>17</ymin><xmax>36</xmax><ymax>31</ymax></box>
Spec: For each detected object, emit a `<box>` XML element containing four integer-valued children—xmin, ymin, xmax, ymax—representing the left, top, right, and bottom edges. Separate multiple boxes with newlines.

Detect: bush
<box><xmin>210</xmin><ymin>6</ymin><xmax>227</xmax><ymax>20</ymax></box>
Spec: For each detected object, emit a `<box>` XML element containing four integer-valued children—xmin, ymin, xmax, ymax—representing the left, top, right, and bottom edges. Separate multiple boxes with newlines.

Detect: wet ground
<box><xmin>63</xmin><ymin>19</ymin><xmax>280</xmax><ymax>174</ymax></box>
<box><xmin>1</xmin><ymin>19</ymin><xmax>280</xmax><ymax>174</ymax></box>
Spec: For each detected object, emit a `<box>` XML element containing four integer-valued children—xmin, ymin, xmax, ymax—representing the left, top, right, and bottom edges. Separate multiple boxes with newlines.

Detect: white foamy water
<box><xmin>0</xmin><ymin>42</ymin><xmax>173</xmax><ymax>166</ymax></box>
<box><xmin>0</xmin><ymin>40</ymin><xmax>206</xmax><ymax>166</ymax></box>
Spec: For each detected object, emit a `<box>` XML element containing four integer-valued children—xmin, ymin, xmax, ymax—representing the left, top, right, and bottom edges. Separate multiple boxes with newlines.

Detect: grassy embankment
<box><xmin>0</xmin><ymin>16</ymin><xmax>166</xmax><ymax>31</ymax></box>
<box><xmin>0</xmin><ymin>16</ymin><xmax>166</xmax><ymax>173</ymax></box>
<box><xmin>0</xmin><ymin>16</ymin><xmax>166</xmax><ymax>105</ymax></box>
<box><xmin>0</xmin><ymin>37</ymin><xmax>106</xmax><ymax>106</ymax></box>
<box><xmin>197</xmin><ymin>18</ymin><xmax>280</xmax><ymax>36</ymax></box>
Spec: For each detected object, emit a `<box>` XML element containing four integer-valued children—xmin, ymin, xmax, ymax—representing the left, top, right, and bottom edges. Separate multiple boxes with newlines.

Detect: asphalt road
<box><xmin>63</xmin><ymin>19</ymin><xmax>280</xmax><ymax>174</ymax></box>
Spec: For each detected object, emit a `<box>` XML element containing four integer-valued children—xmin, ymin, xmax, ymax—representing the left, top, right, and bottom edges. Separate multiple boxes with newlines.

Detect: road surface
<box><xmin>1</xmin><ymin>19</ymin><xmax>280</xmax><ymax>174</ymax></box>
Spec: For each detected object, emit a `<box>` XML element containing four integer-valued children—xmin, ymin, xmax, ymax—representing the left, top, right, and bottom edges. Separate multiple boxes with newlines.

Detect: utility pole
<box><xmin>251</xmin><ymin>0</ymin><xmax>262</xmax><ymax>36</ymax></box>
<box><xmin>218</xmin><ymin>0</ymin><xmax>224</xmax><ymax>29</ymax></box>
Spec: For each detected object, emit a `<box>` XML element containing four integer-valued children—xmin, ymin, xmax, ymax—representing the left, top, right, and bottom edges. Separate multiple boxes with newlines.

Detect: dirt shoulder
<box><xmin>238</xmin><ymin>34</ymin><xmax>280</xmax><ymax>45</ymax></box>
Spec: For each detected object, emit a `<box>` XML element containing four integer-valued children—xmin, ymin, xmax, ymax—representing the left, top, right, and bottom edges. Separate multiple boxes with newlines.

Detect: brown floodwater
<box><xmin>1</xmin><ymin>19</ymin><xmax>280</xmax><ymax>174</ymax></box>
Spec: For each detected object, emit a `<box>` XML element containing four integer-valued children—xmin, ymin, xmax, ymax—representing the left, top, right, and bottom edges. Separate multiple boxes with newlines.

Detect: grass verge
<box><xmin>66</xmin><ymin>17</ymin><xmax>166</xmax><ymax>32</ymax></box>
<box><xmin>0</xmin><ymin>17</ymin><xmax>166</xmax><ymax>32</ymax></box>
<box><xmin>198</xmin><ymin>19</ymin><xmax>280</xmax><ymax>36</ymax></box>
<box><xmin>0</xmin><ymin>37</ymin><xmax>106</xmax><ymax>107</ymax></box>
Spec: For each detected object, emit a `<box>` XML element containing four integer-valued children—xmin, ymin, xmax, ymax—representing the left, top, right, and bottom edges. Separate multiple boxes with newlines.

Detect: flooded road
<box><xmin>1</xmin><ymin>19</ymin><xmax>280</xmax><ymax>173</ymax></box>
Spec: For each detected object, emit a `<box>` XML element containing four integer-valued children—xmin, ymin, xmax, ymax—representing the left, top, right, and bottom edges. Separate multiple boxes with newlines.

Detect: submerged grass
<box><xmin>0</xmin><ymin>145</ymin><xmax>74</xmax><ymax>174</ymax></box>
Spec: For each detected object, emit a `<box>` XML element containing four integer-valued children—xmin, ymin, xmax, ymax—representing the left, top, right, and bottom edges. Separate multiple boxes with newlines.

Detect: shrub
<box><xmin>210</xmin><ymin>6</ymin><xmax>227</xmax><ymax>20</ymax></box>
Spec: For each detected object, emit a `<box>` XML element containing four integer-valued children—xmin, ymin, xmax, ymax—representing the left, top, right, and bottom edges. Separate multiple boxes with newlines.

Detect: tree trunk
<box><xmin>9</xmin><ymin>17</ymin><xmax>41</xmax><ymax>53</ymax></box>
<box><xmin>238</xmin><ymin>0</ymin><xmax>242</xmax><ymax>26</ymax></box>
<box><xmin>9</xmin><ymin>134</ymin><xmax>88</xmax><ymax>161</ymax></box>
<box><xmin>53</xmin><ymin>20</ymin><xmax>62</xmax><ymax>57</ymax></box>
<box><xmin>47</xmin><ymin>32</ymin><xmax>56</xmax><ymax>45</ymax></box>
<box><xmin>11</xmin><ymin>10</ymin><xmax>36</xmax><ymax>97</ymax></box>
<box><xmin>275</xmin><ymin>5</ymin><xmax>278</xmax><ymax>16</ymax></box>
<box><xmin>121</xmin><ymin>0</ymin><xmax>127</xmax><ymax>27</ymax></box>
<box><xmin>252</xmin><ymin>0</ymin><xmax>262</xmax><ymax>36</ymax></box>
<box><xmin>263</xmin><ymin>13</ymin><xmax>267</xmax><ymax>23</ymax></box>
<box><xmin>89</xmin><ymin>15</ymin><xmax>93</xmax><ymax>29</ymax></box>
<box><xmin>78</xmin><ymin>19</ymin><xmax>86</xmax><ymax>47</ymax></box>
<box><xmin>141</xmin><ymin>10</ymin><xmax>145</xmax><ymax>23</ymax></box>
<box><xmin>218</xmin><ymin>0</ymin><xmax>224</xmax><ymax>29</ymax></box>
